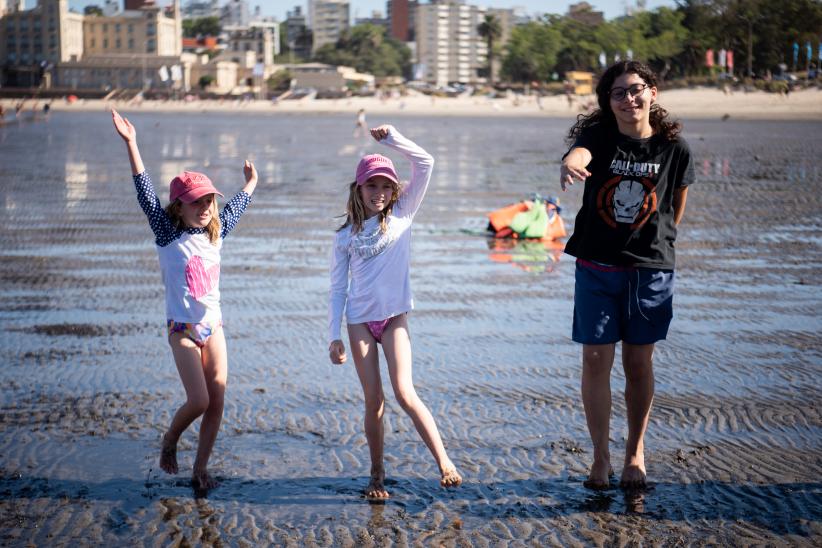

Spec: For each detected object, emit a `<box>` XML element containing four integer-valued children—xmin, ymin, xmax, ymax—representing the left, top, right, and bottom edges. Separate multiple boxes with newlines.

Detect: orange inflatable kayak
<box><xmin>487</xmin><ymin>198</ymin><xmax>567</xmax><ymax>241</ymax></box>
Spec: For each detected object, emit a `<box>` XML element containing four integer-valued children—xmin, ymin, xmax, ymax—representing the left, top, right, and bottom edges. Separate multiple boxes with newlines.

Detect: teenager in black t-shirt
<box><xmin>560</xmin><ymin>61</ymin><xmax>695</xmax><ymax>490</ymax></box>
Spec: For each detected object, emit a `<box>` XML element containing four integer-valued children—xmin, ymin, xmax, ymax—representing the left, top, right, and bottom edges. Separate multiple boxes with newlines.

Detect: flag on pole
<box><xmin>718</xmin><ymin>49</ymin><xmax>727</xmax><ymax>68</ymax></box>
<box><xmin>158</xmin><ymin>65</ymin><xmax>169</xmax><ymax>82</ymax></box>
<box><xmin>599</xmin><ymin>51</ymin><xmax>606</xmax><ymax>68</ymax></box>
<box><xmin>170</xmin><ymin>65</ymin><xmax>182</xmax><ymax>82</ymax></box>
<box><xmin>793</xmin><ymin>42</ymin><xmax>799</xmax><ymax>67</ymax></box>
<box><xmin>626</xmin><ymin>49</ymin><xmax>633</xmax><ymax>60</ymax></box>
<box><xmin>726</xmin><ymin>50</ymin><xmax>734</xmax><ymax>72</ymax></box>
<box><xmin>705</xmin><ymin>49</ymin><xmax>714</xmax><ymax>68</ymax></box>
<box><xmin>807</xmin><ymin>42</ymin><xmax>813</xmax><ymax>62</ymax></box>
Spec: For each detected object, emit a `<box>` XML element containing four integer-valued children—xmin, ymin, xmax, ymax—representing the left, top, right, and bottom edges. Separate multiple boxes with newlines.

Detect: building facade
<box><xmin>387</xmin><ymin>0</ymin><xmax>416</xmax><ymax>42</ymax></box>
<box><xmin>1</xmin><ymin>0</ymin><xmax>84</xmax><ymax>86</ymax></box>
<box><xmin>307</xmin><ymin>0</ymin><xmax>349</xmax><ymax>52</ymax></box>
<box><xmin>182</xmin><ymin>0</ymin><xmax>220</xmax><ymax>20</ymax></box>
<box><xmin>223</xmin><ymin>21</ymin><xmax>278</xmax><ymax>67</ymax></box>
<box><xmin>83</xmin><ymin>2</ymin><xmax>182</xmax><ymax>58</ymax></box>
<box><xmin>415</xmin><ymin>0</ymin><xmax>487</xmax><ymax>86</ymax></box>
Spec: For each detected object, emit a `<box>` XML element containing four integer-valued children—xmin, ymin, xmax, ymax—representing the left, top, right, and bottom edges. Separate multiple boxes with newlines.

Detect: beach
<box><xmin>5</xmin><ymin>85</ymin><xmax>822</xmax><ymax>121</ymax></box>
<box><xmin>0</xmin><ymin>110</ymin><xmax>820</xmax><ymax>545</ymax></box>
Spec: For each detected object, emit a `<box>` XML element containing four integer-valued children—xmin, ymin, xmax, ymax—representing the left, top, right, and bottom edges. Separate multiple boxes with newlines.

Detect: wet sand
<box><xmin>1</xmin><ymin>112</ymin><xmax>821</xmax><ymax>545</ymax></box>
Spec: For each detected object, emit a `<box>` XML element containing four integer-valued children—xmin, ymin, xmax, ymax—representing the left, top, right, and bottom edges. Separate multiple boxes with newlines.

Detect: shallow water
<box><xmin>1</xmin><ymin>112</ymin><xmax>821</xmax><ymax>545</ymax></box>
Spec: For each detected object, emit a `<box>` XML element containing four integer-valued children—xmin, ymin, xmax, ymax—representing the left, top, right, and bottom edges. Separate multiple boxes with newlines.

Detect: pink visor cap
<box><xmin>169</xmin><ymin>171</ymin><xmax>224</xmax><ymax>203</ymax></box>
<box><xmin>356</xmin><ymin>154</ymin><xmax>399</xmax><ymax>186</ymax></box>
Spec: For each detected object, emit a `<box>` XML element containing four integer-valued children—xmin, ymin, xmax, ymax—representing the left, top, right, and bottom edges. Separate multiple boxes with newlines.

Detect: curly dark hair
<box><xmin>566</xmin><ymin>60</ymin><xmax>681</xmax><ymax>143</ymax></box>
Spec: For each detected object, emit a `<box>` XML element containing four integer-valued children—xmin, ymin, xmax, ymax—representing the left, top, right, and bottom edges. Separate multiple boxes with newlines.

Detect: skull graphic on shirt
<box><xmin>613</xmin><ymin>179</ymin><xmax>646</xmax><ymax>223</ymax></box>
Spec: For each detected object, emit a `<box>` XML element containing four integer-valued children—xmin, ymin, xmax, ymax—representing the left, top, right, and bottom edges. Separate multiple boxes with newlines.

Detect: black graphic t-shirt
<box><xmin>564</xmin><ymin>123</ymin><xmax>695</xmax><ymax>269</ymax></box>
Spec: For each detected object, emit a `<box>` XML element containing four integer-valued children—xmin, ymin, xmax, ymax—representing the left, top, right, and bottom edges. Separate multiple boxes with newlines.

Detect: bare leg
<box><xmin>162</xmin><ymin>333</ymin><xmax>210</xmax><ymax>475</ymax></box>
<box><xmin>620</xmin><ymin>343</ymin><xmax>655</xmax><ymax>489</ymax></box>
<box><xmin>348</xmin><ymin>323</ymin><xmax>389</xmax><ymax>499</ymax></box>
<box><xmin>192</xmin><ymin>327</ymin><xmax>227</xmax><ymax>491</ymax></box>
<box><xmin>581</xmin><ymin>343</ymin><xmax>616</xmax><ymax>489</ymax></box>
<box><xmin>382</xmin><ymin>315</ymin><xmax>461</xmax><ymax>488</ymax></box>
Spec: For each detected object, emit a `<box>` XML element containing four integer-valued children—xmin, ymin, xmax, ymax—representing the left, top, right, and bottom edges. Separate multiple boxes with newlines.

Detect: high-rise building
<box><xmin>1</xmin><ymin>0</ymin><xmax>84</xmax><ymax>69</ymax></box>
<box><xmin>285</xmin><ymin>5</ymin><xmax>311</xmax><ymax>59</ymax></box>
<box><xmin>415</xmin><ymin>0</ymin><xmax>486</xmax><ymax>86</ymax></box>
<box><xmin>182</xmin><ymin>0</ymin><xmax>220</xmax><ymax>19</ymax></box>
<box><xmin>221</xmin><ymin>0</ymin><xmax>249</xmax><ymax>28</ymax></box>
<box><xmin>307</xmin><ymin>0</ymin><xmax>349</xmax><ymax>52</ymax></box>
<box><xmin>387</xmin><ymin>0</ymin><xmax>416</xmax><ymax>42</ymax></box>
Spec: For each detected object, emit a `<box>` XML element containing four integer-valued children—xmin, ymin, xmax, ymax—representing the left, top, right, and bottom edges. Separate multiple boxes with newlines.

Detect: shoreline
<box><xmin>3</xmin><ymin>86</ymin><xmax>820</xmax><ymax>121</ymax></box>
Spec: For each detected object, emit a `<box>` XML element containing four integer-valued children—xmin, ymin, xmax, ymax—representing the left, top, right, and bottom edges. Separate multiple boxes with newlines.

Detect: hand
<box><xmin>560</xmin><ymin>159</ymin><xmax>590</xmax><ymax>191</ymax></box>
<box><xmin>369</xmin><ymin>125</ymin><xmax>393</xmax><ymax>142</ymax></box>
<box><xmin>243</xmin><ymin>160</ymin><xmax>257</xmax><ymax>184</ymax></box>
<box><xmin>329</xmin><ymin>340</ymin><xmax>347</xmax><ymax>365</ymax></box>
<box><xmin>111</xmin><ymin>109</ymin><xmax>136</xmax><ymax>143</ymax></box>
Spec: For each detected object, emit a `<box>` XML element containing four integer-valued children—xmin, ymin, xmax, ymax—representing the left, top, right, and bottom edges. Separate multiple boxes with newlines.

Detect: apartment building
<box><xmin>0</xmin><ymin>0</ymin><xmax>83</xmax><ymax>86</ymax></box>
<box><xmin>415</xmin><ymin>0</ymin><xmax>487</xmax><ymax>86</ymax></box>
<box><xmin>307</xmin><ymin>0</ymin><xmax>349</xmax><ymax>52</ymax></box>
<box><xmin>83</xmin><ymin>2</ymin><xmax>182</xmax><ymax>57</ymax></box>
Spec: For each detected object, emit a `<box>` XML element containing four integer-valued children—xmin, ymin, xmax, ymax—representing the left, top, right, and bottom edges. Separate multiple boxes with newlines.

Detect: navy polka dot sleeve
<box><xmin>133</xmin><ymin>171</ymin><xmax>180</xmax><ymax>247</ymax></box>
<box><xmin>219</xmin><ymin>191</ymin><xmax>251</xmax><ymax>240</ymax></box>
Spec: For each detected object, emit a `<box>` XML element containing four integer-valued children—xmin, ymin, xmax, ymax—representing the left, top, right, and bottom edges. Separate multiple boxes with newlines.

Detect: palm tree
<box><xmin>478</xmin><ymin>14</ymin><xmax>502</xmax><ymax>86</ymax></box>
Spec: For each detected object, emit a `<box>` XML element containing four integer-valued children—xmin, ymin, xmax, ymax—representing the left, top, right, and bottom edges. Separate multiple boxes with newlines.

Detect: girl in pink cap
<box><xmin>112</xmin><ymin>109</ymin><xmax>258</xmax><ymax>492</ymax></box>
<box><xmin>328</xmin><ymin>124</ymin><xmax>462</xmax><ymax>499</ymax></box>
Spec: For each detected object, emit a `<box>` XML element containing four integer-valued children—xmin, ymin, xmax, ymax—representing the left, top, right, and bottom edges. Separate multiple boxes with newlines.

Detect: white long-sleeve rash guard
<box><xmin>327</xmin><ymin>128</ymin><xmax>434</xmax><ymax>343</ymax></box>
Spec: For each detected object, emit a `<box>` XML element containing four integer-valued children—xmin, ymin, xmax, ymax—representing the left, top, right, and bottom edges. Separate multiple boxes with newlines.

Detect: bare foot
<box><xmin>160</xmin><ymin>433</ymin><xmax>178</xmax><ymax>475</ymax></box>
<box><xmin>192</xmin><ymin>467</ymin><xmax>219</xmax><ymax>491</ymax></box>
<box><xmin>440</xmin><ymin>462</ymin><xmax>462</xmax><ymax>488</ymax></box>
<box><xmin>620</xmin><ymin>457</ymin><xmax>647</xmax><ymax>489</ymax></box>
<box><xmin>583</xmin><ymin>459</ymin><xmax>613</xmax><ymax>490</ymax></box>
<box><xmin>365</xmin><ymin>470</ymin><xmax>389</xmax><ymax>499</ymax></box>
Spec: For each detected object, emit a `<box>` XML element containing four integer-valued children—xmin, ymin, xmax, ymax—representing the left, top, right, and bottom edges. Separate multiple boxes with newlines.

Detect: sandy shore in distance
<box><xmin>5</xmin><ymin>86</ymin><xmax>821</xmax><ymax>120</ymax></box>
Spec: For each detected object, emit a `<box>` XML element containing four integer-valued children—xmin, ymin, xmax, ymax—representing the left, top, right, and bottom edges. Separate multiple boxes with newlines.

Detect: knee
<box><xmin>187</xmin><ymin>394</ymin><xmax>210</xmax><ymax>415</ymax></box>
<box><xmin>363</xmin><ymin>392</ymin><xmax>385</xmax><ymax>416</ymax></box>
<box><xmin>394</xmin><ymin>388</ymin><xmax>418</xmax><ymax>413</ymax></box>
<box><xmin>623</xmin><ymin>357</ymin><xmax>653</xmax><ymax>382</ymax></box>
<box><xmin>582</xmin><ymin>354</ymin><xmax>612</xmax><ymax>379</ymax></box>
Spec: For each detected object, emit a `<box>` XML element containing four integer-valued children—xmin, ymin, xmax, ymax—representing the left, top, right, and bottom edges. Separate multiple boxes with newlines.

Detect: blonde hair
<box><xmin>337</xmin><ymin>180</ymin><xmax>400</xmax><ymax>234</ymax></box>
<box><xmin>165</xmin><ymin>198</ymin><xmax>221</xmax><ymax>244</ymax></box>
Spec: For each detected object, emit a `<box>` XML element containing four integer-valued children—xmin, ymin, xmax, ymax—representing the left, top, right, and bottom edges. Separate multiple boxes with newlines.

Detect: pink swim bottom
<box><xmin>167</xmin><ymin>319</ymin><xmax>222</xmax><ymax>348</ymax></box>
<box><xmin>366</xmin><ymin>315</ymin><xmax>400</xmax><ymax>344</ymax></box>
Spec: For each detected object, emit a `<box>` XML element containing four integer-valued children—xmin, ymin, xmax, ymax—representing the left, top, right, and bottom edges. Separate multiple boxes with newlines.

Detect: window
<box><xmin>116</xmin><ymin>38</ymin><xmax>121</xmax><ymax>48</ymax></box>
<box><xmin>103</xmin><ymin>38</ymin><xmax>108</xmax><ymax>48</ymax></box>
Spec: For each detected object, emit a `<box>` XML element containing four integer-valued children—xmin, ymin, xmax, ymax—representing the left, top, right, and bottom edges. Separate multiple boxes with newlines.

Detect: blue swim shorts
<box><xmin>572</xmin><ymin>259</ymin><xmax>675</xmax><ymax>345</ymax></box>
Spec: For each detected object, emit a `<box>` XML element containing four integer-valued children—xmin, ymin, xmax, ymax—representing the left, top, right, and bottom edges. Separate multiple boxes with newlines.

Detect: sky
<box><xmin>54</xmin><ymin>0</ymin><xmax>680</xmax><ymax>22</ymax></box>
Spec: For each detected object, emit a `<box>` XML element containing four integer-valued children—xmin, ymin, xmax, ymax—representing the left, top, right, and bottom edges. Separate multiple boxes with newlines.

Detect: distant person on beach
<box><xmin>559</xmin><ymin>60</ymin><xmax>695</xmax><ymax>490</ymax></box>
<box><xmin>328</xmin><ymin>124</ymin><xmax>462</xmax><ymax>499</ymax></box>
<box><xmin>111</xmin><ymin>109</ymin><xmax>258</xmax><ymax>491</ymax></box>
<box><xmin>353</xmin><ymin>108</ymin><xmax>367</xmax><ymax>137</ymax></box>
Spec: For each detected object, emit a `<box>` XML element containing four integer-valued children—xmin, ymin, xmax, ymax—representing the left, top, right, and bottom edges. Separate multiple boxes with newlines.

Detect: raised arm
<box><xmin>372</xmin><ymin>125</ymin><xmax>434</xmax><ymax>219</ymax></box>
<box><xmin>219</xmin><ymin>160</ymin><xmax>257</xmax><ymax>239</ymax></box>
<box><xmin>112</xmin><ymin>109</ymin><xmax>145</xmax><ymax>176</ymax></box>
<box><xmin>112</xmin><ymin>109</ymin><xmax>177</xmax><ymax>244</ymax></box>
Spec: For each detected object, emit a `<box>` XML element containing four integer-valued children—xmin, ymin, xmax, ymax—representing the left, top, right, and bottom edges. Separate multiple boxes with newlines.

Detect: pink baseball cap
<box><xmin>169</xmin><ymin>171</ymin><xmax>224</xmax><ymax>203</ymax></box>
<box><xmin>356</xmin><ymin>154</ymin><xmax>399</xmax><ymax>186</ymax></box>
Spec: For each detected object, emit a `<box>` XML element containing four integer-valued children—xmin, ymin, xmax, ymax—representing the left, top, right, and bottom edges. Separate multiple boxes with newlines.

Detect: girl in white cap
<box><xmin>328</xmin><ymin>124</ymin><xmax>462</xmax><ymax>499</ymax></box>
<box><xmin>112</xmin><ymin>109</ymin><xmax>257</xmax><ymax>492</ymax></box>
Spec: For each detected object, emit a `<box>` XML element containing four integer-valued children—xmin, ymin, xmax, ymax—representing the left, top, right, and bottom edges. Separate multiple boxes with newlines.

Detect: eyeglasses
<box><xmin>609</xmin><ymin>83</ymin><xmax>648</xmax><ymax>101</ymax></box>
